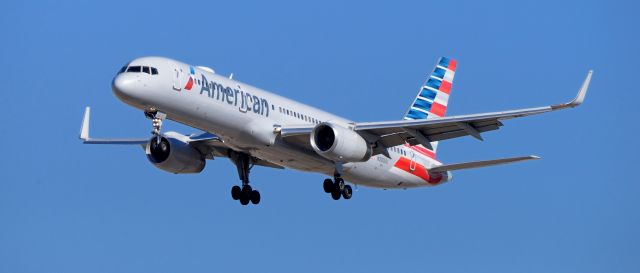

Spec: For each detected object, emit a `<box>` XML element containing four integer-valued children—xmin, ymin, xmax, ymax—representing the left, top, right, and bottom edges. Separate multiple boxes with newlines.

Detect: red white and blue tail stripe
<box><xmin>403</xmin><ymin>57</ymin><xmax>457</xmax><ymax>155</ymax></box>
<box><xmin>404</xmin><ymin>57</ymin><xmax>456</xmax><ymax>120</ymax></box>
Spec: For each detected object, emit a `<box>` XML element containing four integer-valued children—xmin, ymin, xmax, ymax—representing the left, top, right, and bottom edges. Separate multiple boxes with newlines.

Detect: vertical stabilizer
<box><xmin>403</xmin><ymin>57</ymin><xmax>457</xmax><ymax>155</ymax></box>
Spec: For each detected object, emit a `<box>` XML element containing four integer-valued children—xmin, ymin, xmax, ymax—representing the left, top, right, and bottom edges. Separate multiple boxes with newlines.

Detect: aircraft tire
<box><xmin>231</xmin><ymin>185</ymin><xmax>241</xmax><ymax>200</ymax></box>
<box><xmin>250</xmin><ymin>190</ymin><xmax>261</xmax><ymax>205</ymax></box>
<box><xmin>323</xmin><ymin>179</ymin><xmax>333</xmax><ymax>193</ymax></box>
<box><xmin>331</xmin><ymin>186</ymin><xmax>341</xmax><ymax>200</ymax></box>
<box><xmin>240</xmin><ymin>195</ymin><xmax>250</xmax><ymax>205</ymax></box>
<box><xmin>342</xmin><ymin>185</ymin><xmax>353</xmax><ymax>200</ymax></box>
<box><xmin>335</xmin><ymin>178</ymin><xmax>345</xmax><ymax>190</ymax></box>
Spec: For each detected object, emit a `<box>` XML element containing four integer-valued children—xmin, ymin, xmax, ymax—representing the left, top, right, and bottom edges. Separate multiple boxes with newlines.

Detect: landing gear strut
<box><xmin>323</xmin><ymin>164</ymin><xmax>352</xmax><ymax>200</ymax></box>
<box><xmin>229</xmin><ymin>151</ymin><xmax>260</xmax><ymax>206</ymax></box>
<box><xmin>144</xmin><ymin>110</ymin><xmax>166</xmax><ymax>143</ymax></box>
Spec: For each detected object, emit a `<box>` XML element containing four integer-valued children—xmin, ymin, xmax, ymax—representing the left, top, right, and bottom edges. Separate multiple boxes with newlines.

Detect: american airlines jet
<box><xmin>79</xmin><ymin>56</ymin><xmax>591</xmax><ymax>205</ymax></box>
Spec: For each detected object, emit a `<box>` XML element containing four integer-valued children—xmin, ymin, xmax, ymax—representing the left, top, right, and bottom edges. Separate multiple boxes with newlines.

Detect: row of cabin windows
<box><xmin>389</xmin><ymin>146</ymin><xmax>407</xmax><ymax>156</ymax></box>
<box><xmin>119</xmin><ymin>65</ymin><xmax>159</xmax><ymax>75</ymax></box>
<box><xmin>278</xmin><ymin>106</ymin><xmax>321</xmax><ymax>124</ymax></box>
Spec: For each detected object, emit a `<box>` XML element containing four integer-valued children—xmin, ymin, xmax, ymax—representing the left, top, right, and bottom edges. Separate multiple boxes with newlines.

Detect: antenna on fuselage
<box><xmin>229</xmin><ymin>73</ymin><xmax>234</xmax><ymax>80</ymax></box>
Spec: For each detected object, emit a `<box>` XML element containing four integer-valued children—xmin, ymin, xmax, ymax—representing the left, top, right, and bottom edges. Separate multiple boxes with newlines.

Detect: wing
<box><xmin>79</xmin><ymin>107</ymin><xmax>148</xmax><ymax>145</ymax></box>
<box><xmin>280</xmin><ymin>70</ymin><xmax>592</xmax><ymax>151</ymax></box>
<box><xmin>79</xmin><ymin>107</ymin><xmax>284</xmax><ymax>169</ymax></box>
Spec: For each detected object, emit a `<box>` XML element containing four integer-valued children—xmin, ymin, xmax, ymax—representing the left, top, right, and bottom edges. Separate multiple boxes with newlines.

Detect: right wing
<box><xmin>277</xmin><ymin>70</ymin><xmax>592</xmax><ymax>153</ymax></box>
<box><xmin>353</xmin><ymin>70</ymin><xmax>592</xmax><ymax>149</ymax></box>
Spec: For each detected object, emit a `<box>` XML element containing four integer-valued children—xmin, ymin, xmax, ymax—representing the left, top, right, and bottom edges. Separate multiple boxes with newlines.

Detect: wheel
<box><xmin>342</xmin><ymin>184</ymin><xmax>353</xmax><ymax>199</ymax></box>
<box><xmin>335</xmin><ymin>178</ymin><xmax>345</xmax><ymax>190</ymax></box>
<box><xmin>239</xmin><ymin>195</ymin><xmax>250</xmax><ymax>205</ymax></box>
<box><xmin>250</xmin><ymin>190</ymin><xmax>261</xmax><ymax>205</ymax></box>
<box><xmin>323</xmin><ymin>179</ymin><xmax>333</xmax><ymax>193</ymax></box>
<box><xmin>239</xmin><ymin>185</ymin><xmax>252</xmax><ymax>205</ymax></box>
<box><xmin>231</xmin><ymin>185</ymin><xmax>241</xmax><ymax>200</ymax></box>
<box><xmin>331</xmin><ymin>186</ymin><xmax>341</xmax><ymax>200</ymax></box>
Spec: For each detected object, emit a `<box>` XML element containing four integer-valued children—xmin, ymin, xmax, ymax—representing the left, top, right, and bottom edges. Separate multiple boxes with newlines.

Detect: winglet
<box><xmin>80</xmin><ymin>106</ymin><xmax>91</xmax><ymax>141</ymax></box>
<box><xmin>552</xmin><ymin>70</ymin><xmax>593</xmax><ymax>110</ymax></box>
<box><xmin>77</xmin><ymin>107</ymin><xmax>149</xmax><ymax>145</ymax></box>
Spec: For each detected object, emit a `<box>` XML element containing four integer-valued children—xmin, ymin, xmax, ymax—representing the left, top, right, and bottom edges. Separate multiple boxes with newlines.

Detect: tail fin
<box><xmin>403</xmin><ymin>57</ymin><xmax>457</xmax><ymax>155</ymax></box>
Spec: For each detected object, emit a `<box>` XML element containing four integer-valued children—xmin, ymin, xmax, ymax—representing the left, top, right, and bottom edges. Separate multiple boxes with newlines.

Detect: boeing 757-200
<box><xmin>79</xmin><ymin>56</ymin><xmax>591</xmax><ymax>205</ymax></box>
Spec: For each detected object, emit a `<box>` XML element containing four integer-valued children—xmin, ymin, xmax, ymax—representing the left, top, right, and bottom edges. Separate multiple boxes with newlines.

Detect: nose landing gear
<box><xmin>144</xmin><ymin>110</ymin><xmax>166</xmax><ymax>143</ymax></box>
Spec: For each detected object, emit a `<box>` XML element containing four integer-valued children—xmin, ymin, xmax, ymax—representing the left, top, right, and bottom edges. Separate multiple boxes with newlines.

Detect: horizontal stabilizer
<box><xmin>429</xmin><ymin>155</ymin><xmax>540</xmax><ymax>173</ymax></box>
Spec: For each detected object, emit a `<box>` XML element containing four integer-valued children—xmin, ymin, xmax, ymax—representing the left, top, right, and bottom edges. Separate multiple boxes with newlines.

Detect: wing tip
<box><xmin>80</xmin><ymin>106</ymin><xmax>91</xmax><ymax>141</ymax></box>
<box><xmin>552</xmin><ymin>70</ymin><xmax>592</xmax><ymax>110</ymax></box>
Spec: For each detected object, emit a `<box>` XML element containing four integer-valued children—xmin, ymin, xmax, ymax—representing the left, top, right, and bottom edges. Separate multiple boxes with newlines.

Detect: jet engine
<box><xmin>310</xmin><ymin>122</ymin><xmax>372</xmax><ymax>162</ymax></box>
<box><xmin>145</xmin><ymin>133</ymin><xmax>205</xmax><ymax>174</ymax></box>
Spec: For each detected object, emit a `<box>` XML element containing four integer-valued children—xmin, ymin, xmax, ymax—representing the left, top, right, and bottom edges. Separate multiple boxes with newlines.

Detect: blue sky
<box><xmin>0</xmin><ymin>0</ymin><xmax>638</xmax><ymax>272</ymax></box>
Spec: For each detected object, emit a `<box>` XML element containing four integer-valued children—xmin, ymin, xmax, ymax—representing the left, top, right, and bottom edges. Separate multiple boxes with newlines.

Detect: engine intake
<box><xmin>146</xmin><ymin>133</ymin><xmax>205</xmax><ymax>174</ymax></box>
<box><xmin>310</xmin><ymin>123</ymin><xmax>372</xmax><ymax>162</ymax></box>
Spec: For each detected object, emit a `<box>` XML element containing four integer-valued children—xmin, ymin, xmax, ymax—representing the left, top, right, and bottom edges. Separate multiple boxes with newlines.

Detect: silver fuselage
<box><xmin>112</xmin><ymin>56</ymin><xmax>449</xmax><ymax>189</ymax></box>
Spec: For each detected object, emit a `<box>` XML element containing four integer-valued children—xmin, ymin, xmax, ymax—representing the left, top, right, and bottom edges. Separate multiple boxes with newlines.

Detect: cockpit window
<box><xmin>120</xmin><ymin>65</ymin><xmax>159</xmax><ymax>75</ymax></box>
<box><xmin>127</xmin><ymin>66</ymin><xmax>142</xmax><ymax>72</ymax></box>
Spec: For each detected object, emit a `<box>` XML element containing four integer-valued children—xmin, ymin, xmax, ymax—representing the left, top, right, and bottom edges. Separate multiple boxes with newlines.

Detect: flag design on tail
<box><xmin>403</xmin><ymin>57</ymin><xmax>457</xmax><ymax>156</ymax></box>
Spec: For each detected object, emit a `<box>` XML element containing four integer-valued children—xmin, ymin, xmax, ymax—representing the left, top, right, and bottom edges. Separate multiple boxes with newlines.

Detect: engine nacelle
<box><xmin>145</xmin><ymin>132</ymin><xmax>205</xmax><ymax>174</ymax></box>
<box><xmin>310</xmin><ymin>122</ymin><xmax>372</xmax><ymax>162</ymax></box>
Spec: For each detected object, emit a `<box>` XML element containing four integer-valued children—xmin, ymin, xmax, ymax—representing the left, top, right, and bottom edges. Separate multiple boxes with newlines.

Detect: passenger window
<box><xmin>127</xmin><ymin>66</ymin><xmax>141</xmax><ymax>72</ymax></box>
<box><xmin>151</xmin><ymin>67</ymin><xmax>159</xmax><ymax>75</ymax></box>
<box><xmin>142</xmin><ymin>66</ymin><xmax>151</xmax><ymax>74</ymax></box>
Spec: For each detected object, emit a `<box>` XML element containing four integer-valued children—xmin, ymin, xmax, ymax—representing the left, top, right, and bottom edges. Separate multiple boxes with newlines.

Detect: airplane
<box><xmin>79</xmin><ymin>56</ymin><xmax>592</xmax><ymax>206</ymax></box>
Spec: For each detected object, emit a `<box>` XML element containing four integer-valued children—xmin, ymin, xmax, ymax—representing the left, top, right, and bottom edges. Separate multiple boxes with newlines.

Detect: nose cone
<box><xmin>112</xmin><ymin>74</ymin><xmax>137</xmax><ymax>100</ymax></box>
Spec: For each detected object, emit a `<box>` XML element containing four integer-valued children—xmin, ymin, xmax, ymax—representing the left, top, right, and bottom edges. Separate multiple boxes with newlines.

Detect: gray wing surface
<box><xmin>279</xmin><ymin>70</ymin><xmax>592</xmax><ymax>152</ymax></box>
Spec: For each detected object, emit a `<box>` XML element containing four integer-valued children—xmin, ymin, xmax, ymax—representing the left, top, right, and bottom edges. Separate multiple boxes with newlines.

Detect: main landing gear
<box><xmin>229</xmin><ymin>151</ymin><xmax>260</xmax><ymax>206</ymax></box>
<box><xmin>323</xmin><ymin>174</ymin><xmax>353</xmax><ymax>200</ymax></box>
